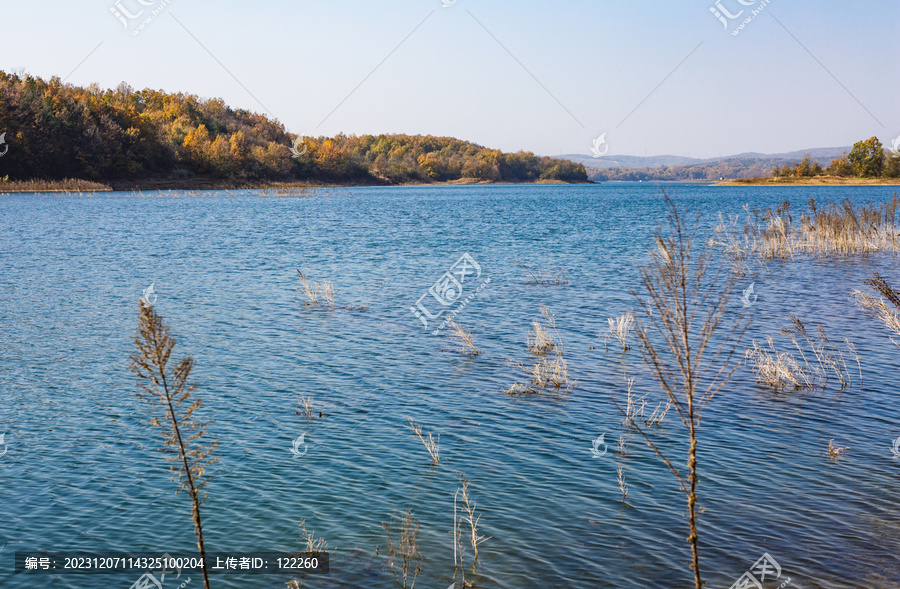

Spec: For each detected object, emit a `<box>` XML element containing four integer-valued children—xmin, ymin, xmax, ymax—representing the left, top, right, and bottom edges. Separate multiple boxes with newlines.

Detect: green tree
<box><xmin>848</xmin><ymin>136</ymin><xmax>884</xmax><ymax>177</ymax></box>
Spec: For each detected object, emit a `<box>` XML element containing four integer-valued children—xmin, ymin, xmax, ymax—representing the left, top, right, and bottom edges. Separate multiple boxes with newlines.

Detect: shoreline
<box><xmin>715</xmin><ymin>176</ymin><xmax>900</xmax><ymax>186</ymax></box>
<box><xmin>0</xmin><ymin>177</ymin><xmax>592</xmax><ymax>194</ymax></box>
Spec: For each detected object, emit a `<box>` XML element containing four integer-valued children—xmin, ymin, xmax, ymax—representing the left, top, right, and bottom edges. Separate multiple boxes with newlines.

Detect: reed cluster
<box><xmin>0</xmin><ymin>177</ymin><xmax>112</xmax><ymax>193</ymax></box>
<box><xmin>505</xmin><ymin>305</ymin><xmax>575</xmax><ymax>396</ymax></box>
<box><xmin>745</xmin><ymin>316</ymin><xmax>860</xmax><ymax>392</ymax></box>
<box><xmin>711</xmin><ymin>194</ymin><xmax>900</xmax><ymax>263</ymax></box>
<box><xmin>296</xmin><ymin>270</ymin><xmax>336</xmax><ymax>309</ymax></box>
<box><xmin>603</xmin><ymin>311</ymin><xmax>635</xmax><ymax>351</ymax></box>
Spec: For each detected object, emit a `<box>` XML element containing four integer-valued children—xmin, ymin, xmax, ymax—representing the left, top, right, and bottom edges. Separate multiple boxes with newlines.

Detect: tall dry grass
<box><xmin>711</xmin><ymin>194</ymin><xmax>900</xmax><ymax>262</ymax></box>
<box><xmin>129</xmin><ymin>303</ymin><xmax>217</xmax><ymax>589</ymax></box>
<box><xmin>627</xmin><ymin>192</ymin><xmax>747</xmax><ymax>589</ymax></box>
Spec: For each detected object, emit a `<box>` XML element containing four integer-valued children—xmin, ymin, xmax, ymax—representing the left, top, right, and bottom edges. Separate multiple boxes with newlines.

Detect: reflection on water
<box><xmin>0</xmin><ymin>184</ymin><xmax>899</xmax><ymax>588</ymax></box>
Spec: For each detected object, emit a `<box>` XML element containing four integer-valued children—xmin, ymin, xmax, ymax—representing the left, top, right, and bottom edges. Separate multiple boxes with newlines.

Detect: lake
<box><xmin>1</xmin><ymin>183</ymin><xmax>899</xmax><ymax>589</ymax></box>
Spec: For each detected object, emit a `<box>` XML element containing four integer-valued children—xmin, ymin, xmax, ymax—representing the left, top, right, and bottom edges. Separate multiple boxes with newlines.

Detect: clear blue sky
<box><xmin>2</xmin><ymin>0</ymin><xmax>897</xmax><ymax>159</ymax></box>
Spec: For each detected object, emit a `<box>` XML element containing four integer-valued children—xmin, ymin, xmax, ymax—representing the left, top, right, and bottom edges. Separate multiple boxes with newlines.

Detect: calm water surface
<box><xmin>1</xmin><ymin>184</ymin><xmax>899</xmax><ymax>589</ymax></box>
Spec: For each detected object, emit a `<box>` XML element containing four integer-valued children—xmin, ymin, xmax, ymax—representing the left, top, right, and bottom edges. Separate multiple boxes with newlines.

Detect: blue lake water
<box><xmin>1</xmin><ymin>184</ymin><xmax>899</xmax><ymax>589</ymax></box>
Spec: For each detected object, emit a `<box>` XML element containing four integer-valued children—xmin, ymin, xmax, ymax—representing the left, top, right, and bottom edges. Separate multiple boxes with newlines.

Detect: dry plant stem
<box><xmin>407</xmin><ymin>419</ymin><xmax>440</xmax><ymax>465</ymax></box>
<box><xmin>828</xmin><ymin>439</ymin><xmax>850</xmax><ymax>460</ymax></box>
<box><xmin>627</xmin><ymin>191</ymin><xmax>747</xmax><ymax>589</ymax></box>
<box><xmin>447</xmin><ymin>319</ymin><xmax>481</xmax><ymax>356</ymax></box>
<box><xmin>297</xmin><ymin>396</ymin><xmax>314</xmax><ymax>418</ymax></box>
<box><xmin>853</xmin><ymin>271</ymin><xmax>900</xmax><ymax>345</ymax></box>
<box><xmin>129</xmin><ymin>304</ymin><xmax>217</xmax><ymax>589</ymax></box>
<box><xmin>454</xmin><ymin>474</ymin><xmax>490</xmax><ymax>586</ymax></box>
<box><xmin>617</xmin><ymin>464</ymin><xmax>628</xmax><ymax>503</ymax></box>
<box><xmin>298</xmin><ymin>519</ymin><xmax>328</xmax><ymax>553</ymax></box>
<box><xmin>382</xmin><ymin>509</ymin><xmax>422</xmax><ymax>589</ymax></box>
<box><xmin>296</xmin><ymin>269</ymin><xmax>336</xmax><ymax>309</ymax></box>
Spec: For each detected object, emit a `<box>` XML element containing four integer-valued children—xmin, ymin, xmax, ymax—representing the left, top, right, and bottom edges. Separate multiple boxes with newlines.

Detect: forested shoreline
<box><xmin>0</xmin><ymin>72</ymin><xmax>588</xmax><ymax>188</ymax></box>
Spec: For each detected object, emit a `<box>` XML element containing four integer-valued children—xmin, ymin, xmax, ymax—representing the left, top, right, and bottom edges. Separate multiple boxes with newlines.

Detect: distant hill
<box><xmin>554</xmin><ymin>147</ymin><xmax>852</xmax><ymax>181</ymax></box>
<box><xmin>0</xmin><ymin>71</ymin><xmax>588</xmax><ymax>187</ymax></box>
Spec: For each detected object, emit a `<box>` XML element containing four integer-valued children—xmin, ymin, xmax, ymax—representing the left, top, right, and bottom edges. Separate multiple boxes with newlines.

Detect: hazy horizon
<box><xmin>2</xmin><ymin>1</ymin><xmax>898</xmax><ymax>160</ymax></box>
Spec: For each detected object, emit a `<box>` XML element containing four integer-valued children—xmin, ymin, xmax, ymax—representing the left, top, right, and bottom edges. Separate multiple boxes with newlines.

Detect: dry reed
<box><xmin>296</xmin><ymin>396</ymin><xmax>314</xmax><ymax>419</ymax></box>
<box><xmin>407</xmin><ymin>419</ymin><xmax>440</xmax><ymax>465</ymax></box>
<box><xmin>617</xmin><ymin>464</ymin><xmax>629</xmax><ymax>504</ymax></box>
<box><xmin>828</xmin><ymin>439</ymin><xmax>850</xmax><ymax>460</ymax></box>
<box><xmin>296</xmin><ymin>270</ymin><xmax>335</xmax><ymax>309</ymax></box>
<box><xmin>627</xmin><ymin>191</ymin><xmax>747</xmax><ymax>589</ymax></box>
<box><xmin>129</xmin><ymin>303</ymin><xmax>217</xmax><ymax>589</ymax></box>
<box><xmin>603</xmin><ymin>311</ymin><xmax>635</xmax><ymax>351</ymax></box>
<box><xmin>382</xmin><ymin>509</ymin><xmax>422</xmax><ymax>589</ymax></box>
<box><xmin>446</xmin><ymin>319</ymin><xmax>481</xmax><ymax>356</ymax></box>
<box><xmin>454</xmin><ymin>474</ymin><xmax>489</xmax><ymax>588</ymax></box>
<box><xmin>852</xmin><ymin>272</ymin><xmax>900</xmax><ymax>345</ymax></box>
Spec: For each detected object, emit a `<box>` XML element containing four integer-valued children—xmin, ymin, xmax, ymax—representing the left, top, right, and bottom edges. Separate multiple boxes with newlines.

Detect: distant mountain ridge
<box><xmin>555</xmin><ymin>147</ymin><xmax>851</xmax><ymax>170</ymax></box>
